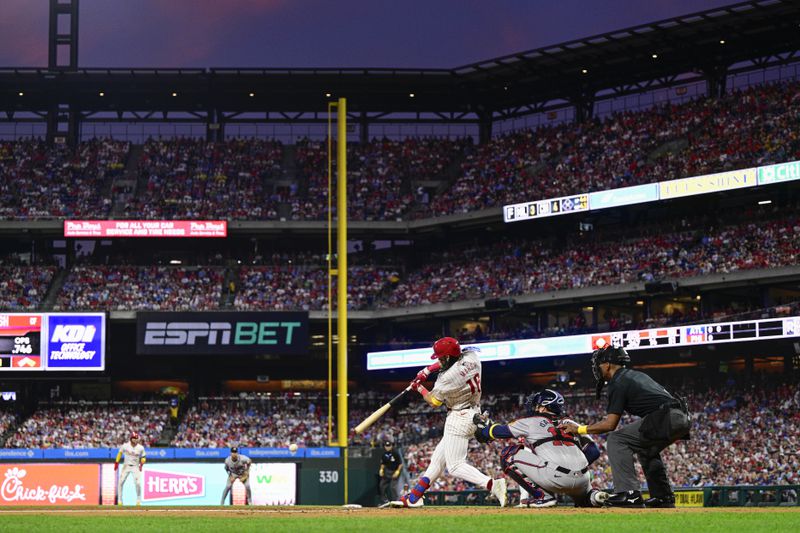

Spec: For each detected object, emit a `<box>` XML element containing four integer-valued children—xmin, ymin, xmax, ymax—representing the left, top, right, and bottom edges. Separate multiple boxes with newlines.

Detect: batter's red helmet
<box><xmin>431</xmin><ymin>337</ymin><xmax>461</xmax><ymax>360</ymax></box>
<box><xmin>130</xmin><ymin>431</ymin><xmax>140</xmax><ymax>440</ymax></box>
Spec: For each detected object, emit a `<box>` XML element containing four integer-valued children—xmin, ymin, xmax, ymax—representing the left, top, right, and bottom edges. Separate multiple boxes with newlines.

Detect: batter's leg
<box><xmin>443</xmin><ymin>433</ymin><xmax>491</xmax><ymax>487</ymax></box>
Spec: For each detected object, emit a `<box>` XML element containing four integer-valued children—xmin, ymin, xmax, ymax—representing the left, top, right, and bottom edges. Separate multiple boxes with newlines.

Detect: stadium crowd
<box><xmin>54</xmin><ymin>266</ymin><xmax>224</xmax><ymax>311</ymax></box>
<box><xmin>123</xmin><ymin>138</ymin><xmax>286</xmax><ymax>220</ymax></box>
<box><xmin>0</xmin><ymin>138</ymin><xmax>129</xmax><ymax>220</ymax></box>
<box><xmin>6</xmin><ymin>404</ymin><xmax>167</xmax><ymax>448</ymax></box>
<box><xmin>0</xmin><ymin>80</ymin><xmax>798</xmax><ymax>222</ymax></box>
<box><xmin>382</xmin><ymin>211</ymin><xmax>800</xmax><ymax>307</ymax></box>
<box><xmin>291</xmin><ymin>137</ymin><xmax>470</xmax><ymax>221</ymax></box>
<box><xmin>0</xmin><ymin>265</ymin><xmax>57</xmax><ymax>310</ymax></box>
<box><xmin>172</xmin><ymin>398</ymin><xmax>328</xmax><ymax>448</ymax></box>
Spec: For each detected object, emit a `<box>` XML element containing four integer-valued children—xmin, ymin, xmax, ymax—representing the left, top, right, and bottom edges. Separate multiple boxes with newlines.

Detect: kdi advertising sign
<box><xmin>45</xmin><ymin>313</ymin><xmax>106</xmax><ymax>370</ymax></box>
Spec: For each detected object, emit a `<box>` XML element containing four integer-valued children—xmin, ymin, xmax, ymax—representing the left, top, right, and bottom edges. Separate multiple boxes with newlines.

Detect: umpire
<box><xmin>560</xmin><ymin>345</ymin><xmax>690</xmax><ymax>508</ymax></box>
<box><xmin>378</xmin><ymin>439</ymin><xmax>403</xmax><ymax>504</ymax></box>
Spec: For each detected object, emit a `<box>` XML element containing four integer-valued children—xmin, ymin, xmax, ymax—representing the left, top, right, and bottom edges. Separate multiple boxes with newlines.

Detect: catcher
<box><xmin>474</xmin><ymin>389</ymin><xmax>609</xmax><ymax>508</ymax></box>
<box><xmin>220</xmin><ymin>446</ymin><xmax>252</xmax><ymax>505</ymax></box>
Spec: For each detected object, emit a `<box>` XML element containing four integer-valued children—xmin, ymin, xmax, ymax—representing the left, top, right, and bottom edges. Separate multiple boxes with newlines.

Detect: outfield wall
<box><xmin>0</xmin><ymin>448</ymin><xmax>381</xmax><ymax>507</ymax></box>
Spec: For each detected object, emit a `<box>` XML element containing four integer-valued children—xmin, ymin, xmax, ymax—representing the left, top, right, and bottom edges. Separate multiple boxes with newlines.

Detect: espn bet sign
<box><xmin>136</xmin><ymin>311</ymin><xmax>309</xmax><ymax>355</ymax></box>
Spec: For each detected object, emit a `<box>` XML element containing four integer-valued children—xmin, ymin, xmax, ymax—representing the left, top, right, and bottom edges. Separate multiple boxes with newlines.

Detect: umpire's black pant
<box><xmin>379</xmin><ymin>476</ymin><xmax>397</xmax><ymax>503</ymax></box>
<box><xmin>606</xmin><ymin>407</ymin><xmax>690</xmax><ymax>498</ymax></box>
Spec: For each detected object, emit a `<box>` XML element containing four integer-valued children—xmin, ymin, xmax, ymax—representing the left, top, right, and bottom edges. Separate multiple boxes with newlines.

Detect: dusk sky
<box><xmin>1</xmin><ymin>0</ymin><xmax>735</xmax><ymax>68</ymax></box>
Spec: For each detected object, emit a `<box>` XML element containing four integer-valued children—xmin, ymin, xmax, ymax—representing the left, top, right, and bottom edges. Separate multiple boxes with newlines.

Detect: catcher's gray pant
<box><xmin>220</xmin><ymin>474</ymin><xmax>252</xmax><ymax>505</ymax></box>
<box><xmin>509</xmin><ymin>448</ymin><xmax>590</xmax><ymax>498</ymax></box>
<box><xmin>606</xmin><ymin>407</ymin><xmax>689</xmax><ymax>498</ymax></box>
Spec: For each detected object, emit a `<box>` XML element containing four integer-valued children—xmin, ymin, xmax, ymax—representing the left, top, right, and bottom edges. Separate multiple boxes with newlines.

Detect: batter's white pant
<box><xmin>423</xmin><ymin>407</ymin><xmax>492</xmax><ymax>488</ymax></box>
<box><xmin>512</xmin><ymin>448</ymin><xmax>590</xmax><ymax>498</ymax></box>
<box><xmin>118</xmin><ymin>465</ymin><xmax>142</xmax><ymax>504</ymax></box>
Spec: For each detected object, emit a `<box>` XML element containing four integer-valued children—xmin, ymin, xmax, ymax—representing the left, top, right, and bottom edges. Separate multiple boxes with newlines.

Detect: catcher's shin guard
<box><xmin>500</xmin><ymin>445</ymin><xmax>548</xmax><ymax>501</ymax></box>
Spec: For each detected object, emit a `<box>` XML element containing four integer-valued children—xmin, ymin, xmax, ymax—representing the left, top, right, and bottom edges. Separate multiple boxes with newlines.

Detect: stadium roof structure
<box><xmin>1</xmin><ymin>0</ymin><xmax>800</xmax><ymax>139</ymax></box>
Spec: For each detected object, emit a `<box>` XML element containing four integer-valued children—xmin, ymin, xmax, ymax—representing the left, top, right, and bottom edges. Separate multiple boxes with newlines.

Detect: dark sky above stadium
<box><xmin>1</xmin><ymin>0</ymin><xmax>736</xmax><ymax>68</ymax></box>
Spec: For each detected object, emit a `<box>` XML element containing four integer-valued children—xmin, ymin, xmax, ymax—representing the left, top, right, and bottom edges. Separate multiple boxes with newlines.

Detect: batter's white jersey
<box><xmin>420</xmin><ymin>347</ymin><xmax>493</xmax><ymax>490</ymax></box>
<box><xmin>508</xmin><ymin>416</ymin><xmax>588</xmax><ymax>472</ymax></box>
<box><xmin>118</xmin><ymin>442</ymin><xmax>146</xmax><ymax>467</ymax></box>
<box><xmin>430</xmin><ymin>347</ymin><xmax>482</xmax><ymax>410</ymax></box>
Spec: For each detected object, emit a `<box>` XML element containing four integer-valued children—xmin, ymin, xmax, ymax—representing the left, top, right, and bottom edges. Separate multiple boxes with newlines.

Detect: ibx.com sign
<box><xmin>136</xmin><ymin>312</ymin><xmax>309</xmax><ymax>355</ymax></box>
<box><xmin>45</xmin><ymin>313</ymin><xmax>106</xmax><ymax>369</ymax></box>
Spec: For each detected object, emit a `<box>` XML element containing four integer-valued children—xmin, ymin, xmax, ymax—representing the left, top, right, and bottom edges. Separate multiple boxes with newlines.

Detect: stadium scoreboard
<box><xmin>367</xmin><ymin>315</ymin><xmax>800</xmax><ymax>370</ymax></box>
<box><xmin>0</xmin><ymin>313</ymin><xmax>105</xmax><ymax>371</ymax></box>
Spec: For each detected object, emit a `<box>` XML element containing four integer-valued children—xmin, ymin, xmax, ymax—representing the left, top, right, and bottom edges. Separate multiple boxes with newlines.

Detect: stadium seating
<box><xmin>0</xmin><ymin>139</ymin><xmax>129</xmax><ymax>220</ymax></box>
<box><xmin>0</xmin><ymin>265</ymin><xmax>57</xmax><ymax>310</ymax></box>
<box><xmin>6</xmin><ymin>404</ymin><xmax>167</xmax><ymax>448</ymax></box>
<box><xmin>54</xmin><ymin>266</ymin><xmax>224</xmax><ymax>311</ymax></box>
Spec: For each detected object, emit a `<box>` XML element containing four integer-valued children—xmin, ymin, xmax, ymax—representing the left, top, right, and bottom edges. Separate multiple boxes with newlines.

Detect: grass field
<box><xmin>0</xmin><ymin>507</ymin><xmax>799</xmax><ymax>533</ymax></box>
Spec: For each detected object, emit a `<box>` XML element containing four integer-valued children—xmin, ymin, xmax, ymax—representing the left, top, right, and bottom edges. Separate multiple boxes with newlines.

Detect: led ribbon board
<box><xmin>366</xmin><ymin>315</ymin><xmax>800</xmax><ymax>370</ymax></box>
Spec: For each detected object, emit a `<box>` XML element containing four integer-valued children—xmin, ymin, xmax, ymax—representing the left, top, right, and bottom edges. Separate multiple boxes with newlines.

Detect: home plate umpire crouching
<box><xmin>559</xmin><ymin>345</ymin><xmax>690</xmax><ymax>508</ymax></box>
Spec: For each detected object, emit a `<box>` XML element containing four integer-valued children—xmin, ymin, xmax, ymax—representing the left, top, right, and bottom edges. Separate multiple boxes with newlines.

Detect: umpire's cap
<box><xmin>230</xmin><ymin>446</ymin><xmax>239</xmax><ymax>453</ymax></box>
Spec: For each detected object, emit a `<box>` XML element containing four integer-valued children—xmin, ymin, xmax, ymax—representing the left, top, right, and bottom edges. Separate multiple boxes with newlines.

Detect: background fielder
<box><xmin>115</xmin><ymin>431</ymin><xmax>146</xmax><ymax>505</ymax></box>
<box><xmin>220</xmin><ymin>446</ymin><xmax>252</xmax><ymax>505</ymax></box>
<box><xmin>391</xmin><ymin>337</ymin><xmax>507</xmax><ymax>508</ymax></box>
<box><xmin>475</xmin><ymin>390</ymin><xmax>608</xmax><ymax>508</ymax></box>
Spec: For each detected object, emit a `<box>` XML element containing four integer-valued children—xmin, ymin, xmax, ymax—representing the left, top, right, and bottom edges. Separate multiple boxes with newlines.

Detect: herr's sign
<box><xmin>137</xmin><ymin>312</ymin><xmax>309</xmax><ymax>355</ymax></box>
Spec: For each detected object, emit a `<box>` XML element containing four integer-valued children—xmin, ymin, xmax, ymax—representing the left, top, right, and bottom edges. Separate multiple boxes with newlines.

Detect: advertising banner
<box><xmin>588</xmin><ymin>183</ymin><xmax>659</xmax><ymax>210</ymax></box>
<box><xmin>757</xmin><ymin>160</ymin><xmax>800</xmax><ymax>185</ymax></box>
<box><xmin>45</xmin><ymin>314</ymin><xmax>105</xmax><ymax>370</ymax></box>
<box><xmin>0</xmin><ymin>449</ymin><xmax>43</xmax><ymax>460</ymax></box>
<box><xmin>117</xmin><ymin>462</ymin><xmax>296</xmax><ymax>506</ymax></box>
<box><xmin>0</xmin><ymin>463</ymin><xmax>100</xmax><ymax>506</ymax></box>
<box><xmin>233</xmin><ymin>463</ymin><xmax>296</xmax><ymax>505</ymax></box>
<box><xmin>137</xmin><ymin>311</ymin><xmax>309</xmax><ymax>356</ymax></box>
<box><xmin>658</xmin><ymin>167</ymin><xmax>757</xmax><ymax>200</ymax></box>
<box><xmin>0</xmin><ymin>313</ymin><xmax>43</xmax><ymax>371</ymax></box>
<box><xmin>42</xmin><ymin>449</ymin><xmax>111</xmax><ymax>460</ymax></box>
<box><xmin>64</xmin><ymin>220</ymin><xmax>227</xmax><ymax>238</ymax></box>
<box><xmin>367</xmin><ymin>315</ymin><xmax>800</xmax><ymax>370</ymax></box>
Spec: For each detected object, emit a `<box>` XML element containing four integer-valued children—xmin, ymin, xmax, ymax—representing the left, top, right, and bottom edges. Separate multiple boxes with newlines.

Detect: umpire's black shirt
<box><xmin>380</xmin><ymin>449</ymin><xmax>402</xmax><ymax>476</ymax></box>
<box><xmin>606</xmin><ymin>368</ymin><xmax>675</xmax><ymax>418</ymax></box>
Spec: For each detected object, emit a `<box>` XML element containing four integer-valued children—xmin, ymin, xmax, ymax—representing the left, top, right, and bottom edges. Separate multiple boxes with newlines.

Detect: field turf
<box><xmin>0</xmin><ymin>506</ymin><xmax>798</xmax><ymax>533</ymax></box>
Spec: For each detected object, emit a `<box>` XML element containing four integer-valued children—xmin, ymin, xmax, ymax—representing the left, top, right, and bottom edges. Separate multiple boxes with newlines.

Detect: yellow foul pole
<box><xmin>336</xmin><ymin>98</ymin><xmax>349</xmax><ymax>503</ymax></box>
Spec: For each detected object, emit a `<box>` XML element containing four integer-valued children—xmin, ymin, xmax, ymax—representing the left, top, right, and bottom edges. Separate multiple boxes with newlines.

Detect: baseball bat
<box><xmin>354</xmin><ymin>385</ymin><xmax>412</xmax><ymax>434</ymax></box>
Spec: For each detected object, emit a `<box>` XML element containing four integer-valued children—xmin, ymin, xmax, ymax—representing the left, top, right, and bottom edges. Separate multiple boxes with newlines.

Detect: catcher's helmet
<box><xmin>431</xmin><ymin>337</ymin><xmax>462</xmax><ymax>370</ymax></box>
<box><xmin>525</xmin><ymin>389</ymin><xmax>565</xmax><ymax>417</ymax></box>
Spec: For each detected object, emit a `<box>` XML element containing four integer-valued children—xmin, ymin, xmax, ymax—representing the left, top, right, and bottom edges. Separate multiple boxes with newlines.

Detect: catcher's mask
<box><xmin>591</xmin><ymin>345</ymin><xmax>631</xmax><ymax>398</ymax></box>
<box><xmin>431</xmin><ymin>336</ymin><xmax>462</xmax><ymax>371</ymax></box>
<box><xmin>525</xmin><ymin>389</ymin><xmax>565</xmax><ymax>417</ymax></box>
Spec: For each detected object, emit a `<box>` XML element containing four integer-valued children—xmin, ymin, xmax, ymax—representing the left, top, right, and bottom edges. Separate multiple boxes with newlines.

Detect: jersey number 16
<box><xmin>467</xmin><ymin>374</ymin><xmax>481</xmax><ymax>394</ymax></box>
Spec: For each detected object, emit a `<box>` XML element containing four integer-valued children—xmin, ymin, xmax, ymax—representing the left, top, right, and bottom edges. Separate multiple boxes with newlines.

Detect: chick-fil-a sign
<box><xmin>0</xmin><ymin>464</ymin><xmax>99</xmax><ymax>506</ymax></box>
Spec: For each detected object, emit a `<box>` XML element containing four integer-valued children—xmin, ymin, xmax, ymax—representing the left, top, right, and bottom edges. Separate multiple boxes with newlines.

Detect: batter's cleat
<box><xmin>604</xmin><ymin>490</ymin><xmax>645</xmax><ymax>508</ymax></box>
<box><xmin>490</xmin><ymin>478</ymin><xmax>508</xmax><ymax>508</ymax></box>
<box><xmin>389</xmin><ymin>495</ymin><xmax>424</xmax><ymax>508</ymax></box>
<box><xmin>589</xmin><ymin>489</ymin><xmax>610</xmax><ymax>507</ymax></box>
<box><xmin>644</xmin><ymin>495</ymin><xmax>676</xmax><ymax>508</ymax></box>
<box><xmin>530</xmin><ymin>497</ymin><xmax>557</xmax><ymax>508</ymax></box>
